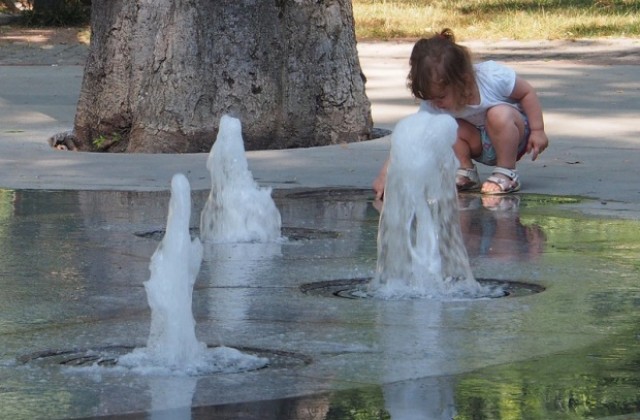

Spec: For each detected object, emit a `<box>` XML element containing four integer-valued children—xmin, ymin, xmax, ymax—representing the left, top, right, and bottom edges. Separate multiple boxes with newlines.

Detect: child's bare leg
<box><xmin>454</xmin><ymin>119</ymin><xmax>481</xmax><ymax>169</ymax></box>
<box><xmin>454</xmin><ymin>120</ymin><xmax>482</xmax><ymax>190</ymax></box>
<box><xmin>482</xmin><ymin>105</ymin><xmax>525</xmax><ymax>193</ymax></box>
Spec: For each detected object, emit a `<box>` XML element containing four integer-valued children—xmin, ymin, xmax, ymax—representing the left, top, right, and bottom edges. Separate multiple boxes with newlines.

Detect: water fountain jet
<box><xmin>119</xmin><ymin>173</ymin><xmax>268</xmax><ymax>374</ymax></box>
<box><xmin>369</xmin><ymin>111</ymin><xmax>485</xmax><ymax>299</ymax></box>
<box><xmin>200</xmin><ymin>115</ymin><xmax>282</xmax><ymax>243</ymax></box>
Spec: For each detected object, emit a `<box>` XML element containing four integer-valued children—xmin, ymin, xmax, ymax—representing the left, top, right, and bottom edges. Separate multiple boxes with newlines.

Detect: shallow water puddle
<box><xmin>0</xmin><ymin>188</ymin><xmax>638</xmax><ymax>419</ymax></box>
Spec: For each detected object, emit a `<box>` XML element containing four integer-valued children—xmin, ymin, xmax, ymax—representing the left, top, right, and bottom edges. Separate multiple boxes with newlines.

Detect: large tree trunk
<box><xmin>73</xmin><ymin>0</ymin><xmax>372</xmax><ymax>153</ymax></box>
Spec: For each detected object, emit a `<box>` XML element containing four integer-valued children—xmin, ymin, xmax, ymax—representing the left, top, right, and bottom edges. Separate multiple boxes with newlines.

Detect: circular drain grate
<box><xmin>134</xmin><ymin>226</ymin><xmax>340</xmax><ymax>241</ymax></box>
<box><xmin>283</xmin><ymin>188</ymin><xmax>373</xmax><ymax>201</ymax></box>
<box><xmin>19</xmin><ymin>345</ymin><xmax>311</xmax><ymax>371</ymax></box>
<box><xmin>301</xmin><ymin>278</ymin><xmax>544</xmax><ymax>299</ymax></box>
<box><xmin>134</xmin><ymin>227</ymin><xmax>199</xmax><ymax>240</ymax></box>
<box><xmin>282</xmin><ymin>227</ymin><xmax>341</xmax><ymax>240</ymax></box>
<box><xmin>18</xmin><ymin>345</ymin><xmax>132</xmax><ymax>367</ymax></box>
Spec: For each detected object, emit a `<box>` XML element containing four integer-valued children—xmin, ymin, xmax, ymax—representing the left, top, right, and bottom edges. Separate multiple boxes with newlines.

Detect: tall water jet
<box><xmin>369</xmin><ymin>111</ymin><xmax>483</xmax><ymax>299</ymax></box>
<box><xmin>120</xmin><ymin>173</ymin><xmax>206</xmax><ymax>372</ymax></box>
<box><xmin>120</xmin><ymin>173</ymin><xmax>268</xmax><ymax>374</ymax></box>
<box><xmin>200</xmin><ymin>115</ymin><xmax>282</xmax><ymax>243</ymax></box>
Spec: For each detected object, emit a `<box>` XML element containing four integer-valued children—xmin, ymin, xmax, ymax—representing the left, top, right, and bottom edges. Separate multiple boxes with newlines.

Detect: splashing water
<box><xmin>369</xmin><ymin>111</ymin><xmax>485</xmax><ymax>299</ymax></box>
<box><xmin>119</xmin><ymin>173</ymin><xmax>268</xmax><ymax>374</ymax></box>
<box><xmin>200</xmin><ymin>115</ymin><xmax>282</xmax><ymax>243</ymax></box>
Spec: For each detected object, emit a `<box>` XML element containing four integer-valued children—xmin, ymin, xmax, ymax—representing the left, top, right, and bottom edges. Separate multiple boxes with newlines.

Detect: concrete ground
<box><xmin>1</xmin><ymin>34</ymin><xmax>640</xmax><ymax>419</ymax></box>
<box><xmin>0</xmin><ymin>37</ymin><xmax>639</xmax><ymax>219</ymax></box>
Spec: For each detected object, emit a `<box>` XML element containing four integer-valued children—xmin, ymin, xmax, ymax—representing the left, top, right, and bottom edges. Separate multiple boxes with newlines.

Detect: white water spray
<box><xmin>138</xmin><ymin>173</ymin><xmax>205</xmax><ymax>369</ymax></box>
<box><xmin>200</xmin><ymin>115</ymin><xmax>282</xmax><ymax>243</ymax></box>
<box><xmin>369</xmin><ymin>111</ymin><xmax>483</xmax><ymax>299</ymax></box>
<box><xmin>119</xmin><ymin>173</ymin><xmax>268</xmax><ymax>374</ymax></box>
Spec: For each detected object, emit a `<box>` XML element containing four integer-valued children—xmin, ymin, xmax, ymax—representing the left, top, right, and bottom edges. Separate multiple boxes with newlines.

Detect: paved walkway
<box><xmin>1</xmin><ymin>36</ymin><xmax>638</xmax><ymax>419</ymax></box>
<box><xmin>0</xmin><ymin>39</ymin><xmax>639</xmax><ymax>217</ymax></box>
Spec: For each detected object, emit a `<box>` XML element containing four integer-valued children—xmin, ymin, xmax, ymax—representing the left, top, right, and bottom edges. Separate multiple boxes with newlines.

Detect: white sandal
<box><xmin>482</xmin><ymin>167</ymin><xmax>521</xmax><ymax>195</ymax></box>
<box><xmin>456</xmin><ymin>165</ymin><xmax>481</xmax><ymax>192</ymax></box>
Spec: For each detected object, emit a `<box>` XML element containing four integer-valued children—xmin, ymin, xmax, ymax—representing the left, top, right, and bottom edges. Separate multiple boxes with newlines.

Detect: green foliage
<box><xmin>92</xmin><ymin>133</ymin><xmax>121</xmax><ymax>151</ymax></box>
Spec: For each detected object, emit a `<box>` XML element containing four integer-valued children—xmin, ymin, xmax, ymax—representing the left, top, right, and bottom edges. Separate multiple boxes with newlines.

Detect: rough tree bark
<box><xmin>72</xmin><ymin>0</ymin><xmax>372</xmax><ymax>153</ymax></box>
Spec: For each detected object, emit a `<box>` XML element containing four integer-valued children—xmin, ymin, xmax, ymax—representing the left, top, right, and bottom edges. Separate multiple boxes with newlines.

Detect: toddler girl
<box><xmin>373</xmin><ymin>28</ymin><xmax>549</xmax><ymax>197</ymax></box>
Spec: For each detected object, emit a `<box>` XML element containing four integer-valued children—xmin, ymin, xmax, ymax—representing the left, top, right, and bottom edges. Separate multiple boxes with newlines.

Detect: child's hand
<box><xmin>373</xmin><ymin>175</ymin><xmax>385</xmax><ymax>200</ymax></box>
<box><xmin>527</xmin><ymin>129</ymin><xmax>549</xmax><ymax>161</ymax></box>
<box><xmin>372</xmin><ymin>159</ymin><xmax>389</xmax><ymax>200</ymax></box>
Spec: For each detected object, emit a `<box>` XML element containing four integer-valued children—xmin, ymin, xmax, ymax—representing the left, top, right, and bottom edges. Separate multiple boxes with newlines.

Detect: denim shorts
<box><xmin>476</xmin><ymin>113</ymin><xmax>530</xmax><ymax>166</ymax></box>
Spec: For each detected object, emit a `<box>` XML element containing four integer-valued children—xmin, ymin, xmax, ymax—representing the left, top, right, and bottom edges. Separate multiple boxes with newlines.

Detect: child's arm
<box><xmin>510</xmin><ymin>76</ymin><xmax>549</xmax><ymax>161</ymax></box>
<box><xmin>372</xmin><ymin>158</ymin><xmax>389</xmax><ymax>200</ymax></box>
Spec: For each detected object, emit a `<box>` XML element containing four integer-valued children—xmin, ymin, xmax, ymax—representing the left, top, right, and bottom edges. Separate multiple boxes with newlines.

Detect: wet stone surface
<box><xmin>0</xmin><ymin>188</ymin><xmax>639</xmax><ymax>419</ymax></box>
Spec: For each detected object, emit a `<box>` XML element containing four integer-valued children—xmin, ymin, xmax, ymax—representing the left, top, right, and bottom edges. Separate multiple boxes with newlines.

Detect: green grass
<box><xmin>3</xmin><ymin>1</ymin><xmax>638</xmax><ymax>41</ymax></box>
<box><xmin>353</xmin><ymin>0</ymin><xmax>640</xmax><ymax>40</ymax></box>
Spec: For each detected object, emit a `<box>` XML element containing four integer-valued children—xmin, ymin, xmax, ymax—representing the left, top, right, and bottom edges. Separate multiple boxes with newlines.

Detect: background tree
<box><xmin>20</xmin><ymin>0</ymin><xmax>90</xmax><ymax>25</ymax></box>
<box><xmin>72</xmin><ymin>0</ymin><xmax>372</xmax><ymax>153</ymax></box>
<box><xmin>1</xmin><ymin>0</ymin><xmax>20</xmax><ymax>13</ymax></box>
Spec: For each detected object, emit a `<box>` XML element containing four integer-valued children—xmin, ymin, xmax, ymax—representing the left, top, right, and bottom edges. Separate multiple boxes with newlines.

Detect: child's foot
<box><xmin>456</xmin><ymin>166</ymin><xmax>481</xmax><ymax>192</ymax></box>
<box><xmin>482</xmin><ymin>194</ymin><xmax>520</xmax><ymax>212</ymax></box>
<box><xmin>481</xmin><ymin>167</ymin><xmax>520</xmax><ymax>195</ymax></box>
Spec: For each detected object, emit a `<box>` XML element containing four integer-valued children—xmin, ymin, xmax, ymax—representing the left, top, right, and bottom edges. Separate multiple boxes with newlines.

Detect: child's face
<box><xmin>427</xmin><ymin>85</ymin><xmax>457</xmax><ymax>111</ymax></box>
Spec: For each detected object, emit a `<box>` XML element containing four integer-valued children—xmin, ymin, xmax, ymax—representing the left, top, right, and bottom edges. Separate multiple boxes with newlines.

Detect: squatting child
<box><xmin>373</xmin><ymin>28</ymin><xmax>549</xmax><ymax>198</ymax></box>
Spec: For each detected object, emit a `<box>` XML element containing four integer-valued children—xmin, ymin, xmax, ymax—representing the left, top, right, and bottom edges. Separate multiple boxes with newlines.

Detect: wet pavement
<box><xmin>0</xmin><ymin>189</ymin><xmax>639</xmax><ymax>419</ymax></box>
<box><xmin>0</xmin><ymin>39</ymin><xmax>640</xmax><ymax>419</ymax></box>
<box><xmin>0</xmin><ymin>41</ymin><xmax>639</xmax><ymax>210</ymax></box>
